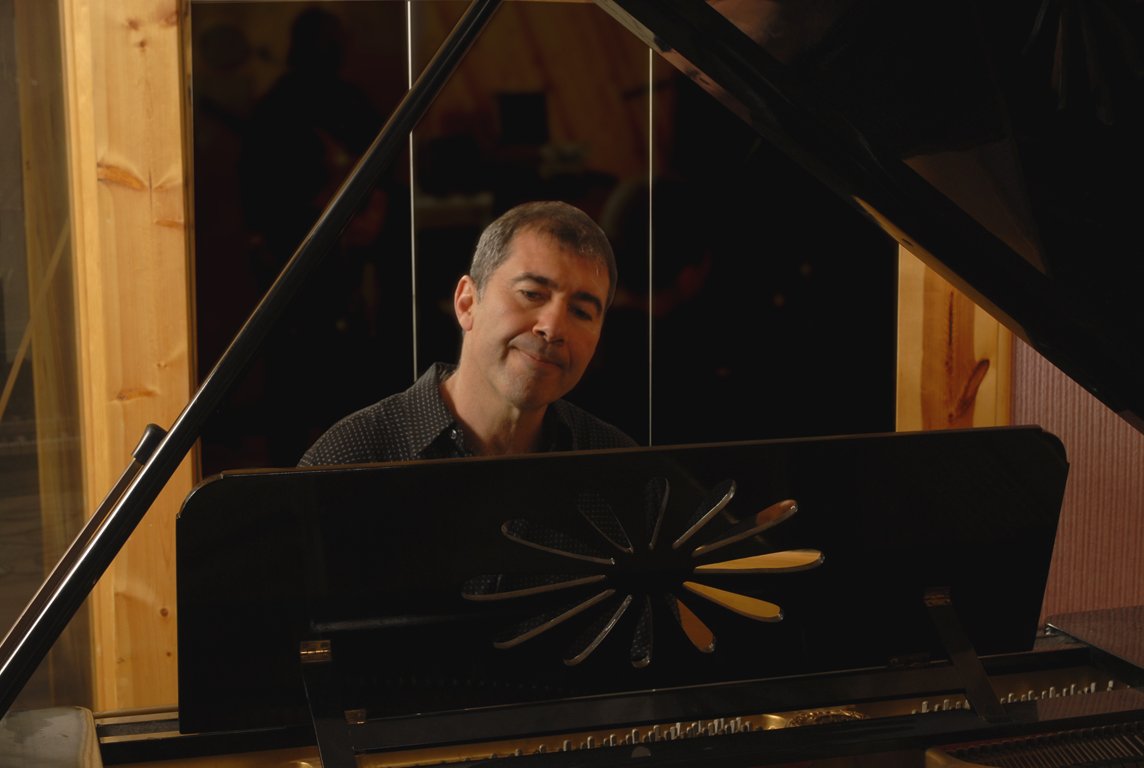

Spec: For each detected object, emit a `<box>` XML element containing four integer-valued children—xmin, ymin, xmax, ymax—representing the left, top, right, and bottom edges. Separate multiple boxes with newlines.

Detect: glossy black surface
<box><xmin>177</xmin><ymin>427</ymin><xmax>1066</xmax><ymax>737</ymax></box>
<box><xmin>598</xmin><ymin>0</ymin><xmax>1144</xmax><ymax>430</ymax></box>
<box><xmin>1050</xmin><ymin>606</ymin><xmax>1144</xmax><ymax>676</ymax></box>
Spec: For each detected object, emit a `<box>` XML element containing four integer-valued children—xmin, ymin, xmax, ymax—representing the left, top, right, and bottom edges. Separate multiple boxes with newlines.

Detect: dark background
<box><xmin>189</xmin><ymin>1</ymin><xmax>897</xmax><ymax>476</ymax></box>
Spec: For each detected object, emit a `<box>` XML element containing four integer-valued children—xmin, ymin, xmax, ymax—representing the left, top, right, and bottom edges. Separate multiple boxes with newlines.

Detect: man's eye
<box><xmin>572</xmin><ymin>306</ymin><xmax>595</xmax><ymax>321</ymax></box>
<box><xmin>519</xmin><ymin>289</ymin><xmax>542</xmax><ymax>301</ymax></box>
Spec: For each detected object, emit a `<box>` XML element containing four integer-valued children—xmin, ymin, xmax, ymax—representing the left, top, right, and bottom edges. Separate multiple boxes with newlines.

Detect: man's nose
<box><xmin>532</xmin><ymin>301</ymin><xmax>566</xmax><ymax>342</ymax></box>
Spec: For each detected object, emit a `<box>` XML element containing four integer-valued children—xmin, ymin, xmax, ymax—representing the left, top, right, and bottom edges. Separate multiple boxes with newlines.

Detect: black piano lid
<box><xmin>597</xmin><ymin>0</ymin><xmax>1144</xmax><ymax>431</ymax></box>
<box><xmin>177</xmin><ymin>426</ymin><xmax>1067</xmax><ymax>738</ymax></box>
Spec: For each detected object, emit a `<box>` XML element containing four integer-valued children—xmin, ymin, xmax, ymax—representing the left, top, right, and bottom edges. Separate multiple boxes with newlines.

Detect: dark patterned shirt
<box><xmin>298</xmin><ymin>362</ymin><xmax>636</xmax><ymax>466</ymax></box>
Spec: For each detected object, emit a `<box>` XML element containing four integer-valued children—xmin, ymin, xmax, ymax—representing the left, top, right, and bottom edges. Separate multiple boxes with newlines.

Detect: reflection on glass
<box><xmin>476</xmin><ymin>475</ymin><xmax>819</xmax><ymax>667</ymax></box>
<box><xmin>683</xmin><ymin>581</ymin><xmax>782</xmax><ymax>622</ymax></box>
<box><xmin>494</xmin><ymin>590</ymin><xmax>615</xmax><ymax>649</ymax></box>
<box><xmin>462</xmin><ymin>573</ymin><xmax>606</xmax><ymax>601</ymax></box>
<box><xmin>694</xmin><ymin>548</ymin><xmax>824</xmax><ymax>574</ymax></box>
<box><xmin>1</xmin><ymin>0</ymin><xmax>88</xmax><ymax>711</ymax></box>
<box><xmin>501</xmin><ymin>519</ymin><xmax>615</xmax><ymax>566</ymax></box>
<box><xmin>665</xmin><ymin>594</ymin><xmax>715</xmax><ymax>653</ymax></box>
<box><xmin>690</xmin><ymin>498</ymin><xmax>798</xmax><ymax>557</ymax></box>
<box><xmin>629</xmin><ymin>596</ymin><xmax>653</xmax><ymax>668</ymax></box>
<box><xmin>644</xmin><ymin>476</ymin><xmax>669</xmax><ymax>550</ymax></box>
<box><xmin>564</xmin><ymin>594</ymin><xmax>632</xmax><ymax>666</ymax></box>
<box><xmin>672</xmin><ymin>478</ymin><xmax>735</xmax><ymax>549</ymax></box>
<box><xmin>576</xmin><ymin>490</ymin><xmax>633</xmax><ymax>554</ymax></box>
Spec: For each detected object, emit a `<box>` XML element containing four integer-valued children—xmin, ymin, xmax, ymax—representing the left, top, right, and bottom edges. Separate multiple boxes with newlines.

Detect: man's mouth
<box><xmin>513</xmin><ymin>344</ymin><xmax>565</xmax><ymax>369</ymax></box>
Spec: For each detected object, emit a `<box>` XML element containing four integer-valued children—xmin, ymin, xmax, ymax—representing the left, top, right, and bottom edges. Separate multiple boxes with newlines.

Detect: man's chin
<box><xmin>501</xmin><ymin>358</ymin><xmax>581</xmax><ymax>407</ymax></box>
<box><xmin>506</xmin><ymin>379</ymin><xmax>572</xmax><ymax>412</ymax></box>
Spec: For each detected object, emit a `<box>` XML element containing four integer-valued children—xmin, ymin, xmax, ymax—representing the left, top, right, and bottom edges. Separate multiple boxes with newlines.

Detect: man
<box><xmin>299</xmin><ymin>200</ymin><xmax>635</xmax><ymax>466</ymax></box>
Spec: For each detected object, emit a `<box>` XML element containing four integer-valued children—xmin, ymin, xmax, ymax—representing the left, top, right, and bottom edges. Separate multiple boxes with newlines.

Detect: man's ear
<box><xmin>454</xmin><ymin>275</ymin><xmax>478</xmax><ymax>332</ymax></box>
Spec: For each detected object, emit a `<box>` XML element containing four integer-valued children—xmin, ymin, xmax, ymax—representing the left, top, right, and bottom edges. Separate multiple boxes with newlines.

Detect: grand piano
<box><xmin>3</xmin><ymin>0</ymin><xmax>1144</xmax><ymax>766</ymax></box>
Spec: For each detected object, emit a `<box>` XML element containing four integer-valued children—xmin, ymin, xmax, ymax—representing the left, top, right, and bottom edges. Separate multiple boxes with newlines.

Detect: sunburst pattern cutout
<box><xmin>462</xmin><ymin>477</ymin><xmax>823</xmax><ymax>667</ymax></box>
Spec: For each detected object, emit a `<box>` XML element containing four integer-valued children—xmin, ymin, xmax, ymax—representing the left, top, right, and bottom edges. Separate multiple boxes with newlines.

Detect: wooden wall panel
<box><xmin>60</xmin><ymin>0</ymin><xmax>193</xmax><ymax>710</ymax></box>
<box><xmin>1012</xmin><ymin>340</ymin><xmax>1144</xmax><ymax>620</ymax></box>
<box><xmin>896</xmin><ymin>246</ymin><xmax>1011</xmax><ymax>431</ymax></box>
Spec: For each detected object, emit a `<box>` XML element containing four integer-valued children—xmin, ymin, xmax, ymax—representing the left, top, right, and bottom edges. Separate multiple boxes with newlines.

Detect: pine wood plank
<box><xmin>896</xmin><ymin>245</ymin><xmax>1011</xmax><ymax>431</ymax></box>
<box><xmin>59</xmin><ymin>0</ymin><xmax>194</xmax><ymax>711</ymax></box>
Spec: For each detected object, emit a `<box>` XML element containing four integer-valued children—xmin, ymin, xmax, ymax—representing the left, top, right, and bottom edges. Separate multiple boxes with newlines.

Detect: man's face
<box><xmin>456</xmin><ymin>228</ymin><xmax>610</xmax><ymax>413</ymax></box>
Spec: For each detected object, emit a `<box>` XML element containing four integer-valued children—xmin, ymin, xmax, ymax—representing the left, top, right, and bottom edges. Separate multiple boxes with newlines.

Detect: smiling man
<box><xmin>299</xmin><ymin>201</ymin><xmax>635</xmax><ymax>465</ymax></box>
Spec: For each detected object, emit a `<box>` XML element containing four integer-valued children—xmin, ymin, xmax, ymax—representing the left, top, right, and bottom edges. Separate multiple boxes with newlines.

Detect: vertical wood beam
<box><xmin>59</xmin><ymin>0</ymin><xmax>193</xmax><ymax>710</ymax></box>
<box><xmin>897</xmin><ymin>246</ymin><xmax>1012</xmax><ymax>431</ymax></box>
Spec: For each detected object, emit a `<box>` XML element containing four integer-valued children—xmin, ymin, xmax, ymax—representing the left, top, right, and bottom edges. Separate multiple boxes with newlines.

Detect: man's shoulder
<box><xmin>297</xmin><ymin>391</ymin><xmax>413</xmax><ymax>466</ymax></box>
<box><xmin>551</xmin><ymin>399</ymin><xmax>638</xmax><ymax>450</ymax></box>
<box><xmin>298</xmin><ymin>365</ymin><xmax>453</xmax><ymax>466</ymax></box>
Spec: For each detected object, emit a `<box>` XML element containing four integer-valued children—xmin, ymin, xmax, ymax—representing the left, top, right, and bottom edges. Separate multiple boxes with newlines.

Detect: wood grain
<box><xmin>899</xmin><ymin>246</ymin><xmax>1144</xmax><ymax>623</ymax></box>
<box><xmin>12</xmin><ymin>0</ymin><xmax>91</xmax><ymax>709</ymax></box>
<box><xmin>896</xmin><ymin>246</ymin><xmax>1011</xmax><ymax>431</ymax></box>
<box><xmin>59</xmin><ymin>0</ymin><xmax>194</xmax><ymax>710</ymax></box>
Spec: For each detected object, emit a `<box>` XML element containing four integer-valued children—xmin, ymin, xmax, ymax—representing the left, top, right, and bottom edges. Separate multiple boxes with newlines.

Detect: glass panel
<box><xmin>648</xmin><ymin>72</ymin><xmax>896</xmax><ymax>444</ymax></box>
<box><xmin>409</xmin><ymin>0</ymin><xmax>654</xmax><ymax>443</ymax></box>
<box><xmin>188</xmin><ymin>0</ymin><xmax>896</xmax><ymax>471</ymax></box>
<box><xmin>190</xmin><ymin>1</ymin><xmax>413</xmax><ymax>474</ymax></box>
<box><xmin>1</xmin><ymin>0</ymin><xmax>89</xmax><ymax>711</ymax></box>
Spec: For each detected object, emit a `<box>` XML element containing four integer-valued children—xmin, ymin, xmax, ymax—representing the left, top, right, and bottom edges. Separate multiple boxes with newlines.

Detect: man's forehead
<box><xmin>500</xmin><ymin>230</ymin><xmax>607</xmax><ymax>286</ymax></box>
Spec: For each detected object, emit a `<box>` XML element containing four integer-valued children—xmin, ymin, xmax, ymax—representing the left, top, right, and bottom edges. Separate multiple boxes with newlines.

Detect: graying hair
<box><xmin>469</xmin><ymin>201</ymin><xmax>617</xmax><ymax>307</ymax></box>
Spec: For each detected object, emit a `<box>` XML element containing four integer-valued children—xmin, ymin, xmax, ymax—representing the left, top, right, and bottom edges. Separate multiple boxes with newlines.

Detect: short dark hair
<box><xmin>469</xmin><ymin>201</ymin><xmax>617</xmax><ymax>307</ymax></box>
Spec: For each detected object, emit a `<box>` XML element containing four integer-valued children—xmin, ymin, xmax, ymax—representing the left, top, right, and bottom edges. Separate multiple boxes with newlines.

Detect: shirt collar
<box><xmin>411</xmin><ymin>362</ymin><xmax>573</xmax><ymax>458</ymax></box>
<box><xmin>407</xmin><ymin>363</ymin><xmax>470</xmax><ymax>459</ymax></box>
